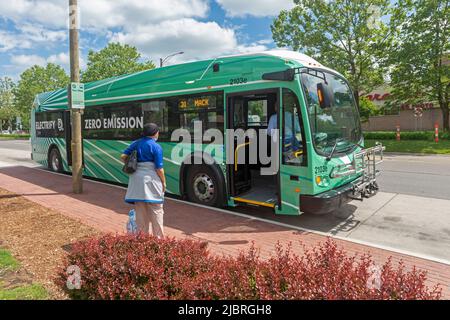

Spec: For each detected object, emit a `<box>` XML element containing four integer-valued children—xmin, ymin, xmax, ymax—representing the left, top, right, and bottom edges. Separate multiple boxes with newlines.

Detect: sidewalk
<box><xmin>0</xmin><ymin>165</ymin><xmax>449</xmax><ymax>298</ymax></box>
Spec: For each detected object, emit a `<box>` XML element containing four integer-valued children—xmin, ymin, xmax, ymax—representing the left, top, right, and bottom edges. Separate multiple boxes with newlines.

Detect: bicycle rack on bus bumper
<box><xmin>330</xmin><ymin>143</ymin><xmax>386</xmax><ymax>201</ymax></box>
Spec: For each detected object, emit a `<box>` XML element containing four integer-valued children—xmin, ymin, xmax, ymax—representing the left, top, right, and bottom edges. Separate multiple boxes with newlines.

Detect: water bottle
<box><xmin>126</xmin><ymin>209</ymin><xmax>137</xmax><ymax>234</ymax></box>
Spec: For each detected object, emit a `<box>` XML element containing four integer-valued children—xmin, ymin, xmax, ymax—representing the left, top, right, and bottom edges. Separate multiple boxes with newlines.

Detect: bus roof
<box><xmin>34</xmin><ymin>50</ymin><xmax>340</xmax><ymax>111</ymax></box>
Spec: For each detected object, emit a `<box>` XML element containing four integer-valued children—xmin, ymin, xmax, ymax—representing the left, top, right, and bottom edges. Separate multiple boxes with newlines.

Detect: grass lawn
<box><xmin>0</xmin><ymin>250</ymin><xmax>20</xmax><ymax>271</ymax></box>
<box><xmin>0</xmin><ymin>249</ymin><xmax>48</xmax><ymax>300</ymax></box>
<box><xmin>365</xmin><ymin>139</ymin><xmax>450</xmax><ymax>155</ymax></box>
<box><xmin>0</xmin><ymin>284</ymin><xmax>48</xmax><ymax>300</ymax></box>
<box><xmin>0</xmin><ymin>134</ymin><xmax>30</xmax><ymax>140</ymax></box>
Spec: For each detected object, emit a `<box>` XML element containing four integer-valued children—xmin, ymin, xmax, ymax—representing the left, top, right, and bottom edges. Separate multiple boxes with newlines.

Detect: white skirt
<box><xmin>125</xmin><ymin>162</ymin><xmax>164</xmax><ymax>204</ymax></box>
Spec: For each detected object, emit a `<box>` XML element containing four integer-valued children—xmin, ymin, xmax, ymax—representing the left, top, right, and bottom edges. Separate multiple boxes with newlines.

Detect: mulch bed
<box><xmin>0</xmin><ymin>188</ymin><xmax>100</xmax><ymax>299</ymax></box>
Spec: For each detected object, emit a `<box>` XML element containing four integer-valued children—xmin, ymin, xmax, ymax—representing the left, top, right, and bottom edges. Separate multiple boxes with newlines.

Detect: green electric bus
<box><xmin>31</xmin><ymin>50</ymin><xmax>384</xmax><ymax>215</ymax></box>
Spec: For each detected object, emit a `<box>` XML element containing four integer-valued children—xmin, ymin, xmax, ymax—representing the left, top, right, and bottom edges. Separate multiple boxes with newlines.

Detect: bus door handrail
<box><xmin>234</xmin><ymin>142</ymin><xmax>251</xmax><ymax>172</ymax></box>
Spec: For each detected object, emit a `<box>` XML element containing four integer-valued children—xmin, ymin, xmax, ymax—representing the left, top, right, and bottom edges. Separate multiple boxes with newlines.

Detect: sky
<box><xmin>0</xmin><ymin>0</ymin><xmax>296</xmax><ymax>80</ymax></box>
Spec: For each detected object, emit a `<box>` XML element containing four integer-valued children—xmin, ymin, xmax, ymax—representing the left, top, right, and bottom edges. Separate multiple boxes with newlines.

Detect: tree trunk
<box><xmin>354</xmin><ymin>89</ymin><xmax>360</xmax><ymax>111</ymax></box>
<box><xmin>442</xmin><ymin>105</ymin><xmax>450</xmax><ymax>132</ymax></box>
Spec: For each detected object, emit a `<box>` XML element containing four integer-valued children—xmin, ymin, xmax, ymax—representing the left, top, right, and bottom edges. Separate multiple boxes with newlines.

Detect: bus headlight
<box><xmin>316</xmin><ymin>176</ymin><xmax>330</xmax><ymax>187</ymax></box>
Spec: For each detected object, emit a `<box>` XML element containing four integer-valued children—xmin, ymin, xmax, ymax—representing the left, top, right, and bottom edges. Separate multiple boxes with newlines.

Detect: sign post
<box><xmin>69</xmin><ymin>0</ymin><xmax>83</xmax><ymax>194</ymax></box>
<box><xmin>70</xmin><ymin>83</ymin><xmax>85</xmax><ymax>109</ymax></box>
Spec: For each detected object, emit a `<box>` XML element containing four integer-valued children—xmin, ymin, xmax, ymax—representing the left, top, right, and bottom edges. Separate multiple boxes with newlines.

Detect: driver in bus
<box><xmin>267</xmin><ymin>103</ymin><xmax>302</xmax><ymax>159</ymax></box>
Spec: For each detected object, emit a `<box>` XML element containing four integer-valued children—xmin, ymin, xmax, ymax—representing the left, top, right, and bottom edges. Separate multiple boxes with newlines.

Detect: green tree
<box><xmin>82</xmin><ymin>43</ymin><xmax>155</xmax><ymax>83</ymax></box>
<box><xmin>359</xmin><ymin>96</ymin><xmax>381</xmax><ymax>122</ymax></box>
<box><xmin>0</xmin><ymin>77</ymin><xmax>18</xmax><ymax>131</ymax></box>
<box><xmin>14</xmin><ymin>64</ymin><xmax>70</xmax><ymax>128</ymax></box>
<box><xmin>387</xmin><ymin>0</ymin><xmax>450</xmax><ymax>131</ymax></box>
<box><xmin>271</xmin><ymin>0</ymin><xmax>391</xmax><ymax>108</ymax></box>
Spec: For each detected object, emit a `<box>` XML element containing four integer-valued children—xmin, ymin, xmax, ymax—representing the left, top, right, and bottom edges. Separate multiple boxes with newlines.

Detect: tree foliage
<box><xmin>271</xmin><ymin>0</ymin><xmax>391</xmax><ymax>107</ymax></box>
<box><xmin>0</xmin><ymin>77</ymin><xmax>18</xmax><ymax>131</ymax></box>
<box><xmin>387</xmin><ymin>0</ymin><xmax>450</xmax><ymax>131</ymax></box>
<box><xmin>14</xmin><ymin>64</ymin><xmax>69</xmax><ymax>128</ymax></box>
<box><xmin>81</xmin><ymin>43</ymin><xmax>155</xmax><ymax>83</ymax></box>
<box><xmin>359</xmin><ymin>96</ymin><xmax>382</xmax><ymax>122</ymax></box>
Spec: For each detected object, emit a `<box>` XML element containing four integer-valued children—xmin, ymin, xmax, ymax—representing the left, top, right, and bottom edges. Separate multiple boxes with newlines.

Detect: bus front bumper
<box><xmin>300</xmin><ymin>182</ymin><xmax>357</xmax><ymax>215</ymax></box>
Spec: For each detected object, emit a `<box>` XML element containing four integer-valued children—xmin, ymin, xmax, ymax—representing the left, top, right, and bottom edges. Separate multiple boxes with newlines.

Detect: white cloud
<box><xmin>47</xmin><ymin>52</ymin><xmax>86</xmax><ymax>70</ymax></box>
<box><xmin>0</xmin><ymin>0</ymin><xmax>67</xmax><ymax>29</ymax></box>
<box><xmin>47</xmin><ymin>52</ymin><xmax>70</xmax><ymax>66</ymax></box>
<box><xmin>9</xmin><ymin>52</ymin><xmax>85</xmax><ymax>72</ymax></box>
<box><xmin>0</xmin><ymin>0</ymin><xmax>209</xmax><ymax>30</ymax></box>
<box><xmin>17</xmin><ymin>24</ymin><xmax>67</xmax><ymax>43</ymax></box>
<box><xmin>0</xmin><ymin>24</ymin><xmax>67</xmax><ymax>53</ymax></box>
<box><xmin>111</xmin><ymin>19</ymin><xmax>269</xmax><ymax>64</ymax></box>
<box><xmin>0</xmin><ymin>31</ymin><xmax>33</xmax><ymax>52</ymax></box>
<box><xmin>215</xmin><ymin>0</ymin><xmax>295</xmax><ymax>17</ymax></box>
<box><xmin>1</xmin><ymin>0</ymin><xmax>273</xmax><ymax>76</ymax></box>
<box><xmin>10</xmin><ymin>54</ymin><xmax>46</xmax><ymax>68</ymax></box>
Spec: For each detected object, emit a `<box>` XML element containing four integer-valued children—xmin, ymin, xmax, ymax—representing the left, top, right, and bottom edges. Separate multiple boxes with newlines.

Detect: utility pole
<box><xmin>69</xmin><ymin>0</ymin><xmax>83</xmax><ymax>194</ymax></box>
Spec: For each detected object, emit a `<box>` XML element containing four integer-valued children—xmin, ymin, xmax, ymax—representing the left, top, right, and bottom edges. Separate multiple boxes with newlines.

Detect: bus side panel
<box><xmin>80</xmin><ymin>139</ymin><xmax>184</xmax><ymax>196</ymax></box>
<box><xmin>32</xmin><ymin>137</ymin><xmax>70</xmax><ymax>171</ymax></box>
<box><xmin>31</xmin><ymin>110</ymin><xmax>71</xmax><ymax>171</ymax></box>
<box><xmin>82</xmin><ymin>139</ymin><xmax>131</xmax><ymax>185</ymax></box>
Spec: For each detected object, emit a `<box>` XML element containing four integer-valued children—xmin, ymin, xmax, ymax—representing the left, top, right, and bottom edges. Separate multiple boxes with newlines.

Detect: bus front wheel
<box><xmin>48</xmin><ymin>148</ymin><xmax>63</xmax><ymax>173</ymax></box>
<box><xmin>186</xmin><ymin>165</ymin><xmax>225</xmax><ymax>208</ymax></box>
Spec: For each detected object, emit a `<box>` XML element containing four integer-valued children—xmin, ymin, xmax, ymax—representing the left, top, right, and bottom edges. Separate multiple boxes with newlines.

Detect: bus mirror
<box><xmin>317</xmin><ymin>83</ymin><xmax>333</xmax><ymax>109</ymax></box>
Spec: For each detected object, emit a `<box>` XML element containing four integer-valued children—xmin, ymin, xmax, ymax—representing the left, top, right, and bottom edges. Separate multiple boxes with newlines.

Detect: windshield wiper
<box><xmin>327</xmin><ymin>138</ymin><xmax>363</xmax><ymax>160</ymax></box>
<box><xmin>326</xmin><ymin>138</ymin><xmax>344</xmax><ymax>161</ymax></box>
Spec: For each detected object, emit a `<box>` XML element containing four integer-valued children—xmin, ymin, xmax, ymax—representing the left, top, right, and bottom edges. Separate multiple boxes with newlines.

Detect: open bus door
<box><xmin>227</xmin><ymin>96</ymin><xmax>252</xmax><ymax>196</ymax></box>
<box><xmin>226</xmin><ymin>89</ymin><xmax>281</xmax><ymax>210</ymax></box>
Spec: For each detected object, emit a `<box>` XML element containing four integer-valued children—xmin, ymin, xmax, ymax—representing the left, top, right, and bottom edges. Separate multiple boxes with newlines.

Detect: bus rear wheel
<box><xmin>186</xmin><ymin>166</ymin><xmax>224</xmax><ymax>208</ymax></box>
<box><xmin>49</xmin><ymin>148</ymin><xmax>63</xmax><ymax>173</ymax></box>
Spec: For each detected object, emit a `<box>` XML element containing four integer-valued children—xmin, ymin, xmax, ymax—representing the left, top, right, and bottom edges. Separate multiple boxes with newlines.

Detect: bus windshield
<box><xmin>301</xmin><ymin>70</ymin><xmax>362</xmax><ymax>156</ymax></box>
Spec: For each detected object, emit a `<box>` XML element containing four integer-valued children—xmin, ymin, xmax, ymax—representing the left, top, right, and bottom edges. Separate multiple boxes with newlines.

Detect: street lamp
<box><xmin>160</xmin><ymin>51</ymin><xmax>184</xmax><ymax>67</ymax></box>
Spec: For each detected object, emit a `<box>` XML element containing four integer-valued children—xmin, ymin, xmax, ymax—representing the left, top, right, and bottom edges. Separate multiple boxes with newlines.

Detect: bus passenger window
<box><xmin>142</xmin><ymin>100</ymin><xmax>169</xmax><ymax>140</ymax></box>
<box><xmin>282</xmin><ymin>89</ymin><xmax>306</xmax><ymax>166</ymax></box>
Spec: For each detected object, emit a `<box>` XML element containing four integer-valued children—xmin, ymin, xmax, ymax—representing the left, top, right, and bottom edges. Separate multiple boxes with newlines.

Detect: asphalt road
<box><xmin>377</xmin><ymin>154</ymin><xmax>450</xmax><ymax>200</ymax></box>
<box><xmin>1</xmin><ymin>139</ymin><xmax>450</xmax><ymax>262</ymax></box>
<box><xmin>0</xmin><ymin>139</ymin><xmax>34</xmax><ymax>167</ymax></box>
<box><xmin>0</xmin><ymin>139</ymin><xmax>31</xmax><ymax>151</ymax></box>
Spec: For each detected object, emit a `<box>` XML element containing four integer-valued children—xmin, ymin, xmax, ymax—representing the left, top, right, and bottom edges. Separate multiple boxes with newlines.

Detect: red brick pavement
<box><xmin>0</xmin><ymin>165</ymin><xmax>449</xmax><ymax>298</ymax></box>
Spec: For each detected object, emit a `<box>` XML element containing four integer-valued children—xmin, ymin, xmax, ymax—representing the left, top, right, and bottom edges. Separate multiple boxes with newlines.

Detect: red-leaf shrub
<box><xmin>56</xmin><ymin>234</ymin><xmax>210</xmax><ymax>300</ymax></box>
<box><xmin>56</xmin><ymin>234</ymin><xmax>442</xmax><ymax>300</ymax></box>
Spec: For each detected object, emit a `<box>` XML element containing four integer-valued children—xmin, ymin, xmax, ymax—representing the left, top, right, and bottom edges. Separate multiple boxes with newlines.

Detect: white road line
<box><xmin>31</xmin><ymin>166</ymin><xmax>450</xmax><ymax>266</ymax></box>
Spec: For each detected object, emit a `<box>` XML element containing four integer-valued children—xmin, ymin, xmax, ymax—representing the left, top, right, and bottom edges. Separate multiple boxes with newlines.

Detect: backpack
<box><xmin>123</xmin><ymin>149</ymin><xmax>138</xmax><ymax>174</ymax></box>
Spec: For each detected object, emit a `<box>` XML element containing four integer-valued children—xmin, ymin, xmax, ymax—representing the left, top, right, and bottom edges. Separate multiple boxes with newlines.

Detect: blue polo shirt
<box><xmin>123</xmin><ymin>137</ymin><xmax>164</xmax><ymax>169</ymax></box>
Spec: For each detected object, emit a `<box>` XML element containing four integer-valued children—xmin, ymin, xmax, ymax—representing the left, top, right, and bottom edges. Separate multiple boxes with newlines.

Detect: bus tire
<box><xmin>186</xmin><ymin>165</ymin><xmax>225</xmax><ymax>208</ymax></box>
<box><xmin>48</xmin><ymin>147</ymin><xmax>63</xmax><ymax>173</ymax></box>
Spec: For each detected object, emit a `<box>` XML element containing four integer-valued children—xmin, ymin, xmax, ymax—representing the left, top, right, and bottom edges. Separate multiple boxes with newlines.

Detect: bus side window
<box><xmin>282</xmin><ymin>89</ymin><xmax>306</xmax><ymax>166</ymax></box>
<box><xmin>142</xmin><ymin>100</ymin><xmax>169</xmax><ymax>141</ymax></box>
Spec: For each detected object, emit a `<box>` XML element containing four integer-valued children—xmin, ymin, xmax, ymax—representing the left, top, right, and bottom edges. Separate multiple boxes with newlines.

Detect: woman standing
<box><xmin>121</xmin><ymin>123</ymin><xmax>166</xmax><ymax>238</ymax></box>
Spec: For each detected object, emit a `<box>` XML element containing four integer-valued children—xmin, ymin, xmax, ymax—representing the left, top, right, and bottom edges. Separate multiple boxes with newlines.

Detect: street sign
<box><xmin>70</xmin><ymin>82</ymin><xmax>85</xmax><ymax>109</ymax></box>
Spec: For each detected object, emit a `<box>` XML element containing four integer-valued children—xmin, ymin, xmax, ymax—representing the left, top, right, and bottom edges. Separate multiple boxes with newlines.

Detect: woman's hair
<box><xmin>142</xmin><ymin>123</ymin><xmax>160</xmax><ymax>137</ymax></box>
